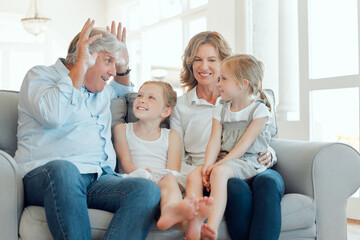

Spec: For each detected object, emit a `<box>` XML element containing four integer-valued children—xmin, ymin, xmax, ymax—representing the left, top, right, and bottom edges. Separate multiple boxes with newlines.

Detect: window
<box><xmin>0</xmin><ymin>13</ymin><xmax>66</xmax><ymax>91</ymax></box>
<box><xmin>8</xmin><ymin>50</ymin><xmax>45</xmax><ymax>90</ymax></box>
<box><xmin>308</xmin><ymin>0</ymin><xmax>358</xmax><ymax>79</ymax></box>
<box><xmin>293</xmin><ymin>0</ymin><xmax>360</xmax><ymax>148</ymax></box>
<box><xmin>301</xmin><ymin>0</ymin><xmax>360</xmax><ymax>150</ymax></box>
<box><xmin>311</xmin><ymin>88</ymin><xmax>359</xmax><ymax>151</ymax></box>
<box><xmin>108</xmin><ymin>0</ymin><xmax>207</xmax><ymax>92</ymax></box>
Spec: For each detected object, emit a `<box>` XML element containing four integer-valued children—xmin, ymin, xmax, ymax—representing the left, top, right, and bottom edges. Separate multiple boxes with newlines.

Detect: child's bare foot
<box><xmin>186</xmin><ymin>196</ymin><xmax>214</xmax><ymax>240</ymax></box>
<box><xmin>201</xmin><ymin>224</ymin><xmax>217</xmax><ymax>240</ymax></box>
<box><xmin>157</xmin><ymin>195</ymin><xmax>198</xmax><ymax>230</ymax></box>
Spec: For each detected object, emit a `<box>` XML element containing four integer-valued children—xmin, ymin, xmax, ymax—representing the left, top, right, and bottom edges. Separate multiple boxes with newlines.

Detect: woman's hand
<box><xmin>106</xmin><ymin>21</ymin><xmax>129</xmax><ymax>73</ymax></box>
<box><xmin>219</xmin><ymin>150</ymin><xmax>272</xmax><ymax>168</ymax></box>
<box><xmin>258</xmin><ymin>150</ymin><xmax>272</xmax><ymax>168</ymax></box>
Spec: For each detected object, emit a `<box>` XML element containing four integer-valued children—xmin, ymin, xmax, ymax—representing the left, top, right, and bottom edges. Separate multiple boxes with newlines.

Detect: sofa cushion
<box><xmin>279</xmin><ymin>225</ymin><xmax>316</xmax><ymax>240</ymax></box>
<box><xmin>0</xmin><ymin>90</ymin><xmax>19</xmax><ymax>157</ymax></box>
<box><xmin>110</xmin><ymin>97</ymin><xmax>127</xmax><ymax>129</ymax></box>
<box><xmin>19</xmin><ymin>206</ymin><xmax>113</xmax><ymax>240</ymax></box>
<box><xmin>19</xmin><ymin>193</ymin><xmax>315</xmax><ymax>240</ymax></box>
<box><xmin>125</xmin><ymin>92</ymin><xmax>138</xmax><ymax>123</ymax></box>
<box><xmin>280</xmin><ymin>193</ymin><xmax>316</xmax><ymax>231</ymax></box>
<box><xmin>19</xmin><ymin>206</ymin><xmax>184</xmax><ymax>240</ymax></box>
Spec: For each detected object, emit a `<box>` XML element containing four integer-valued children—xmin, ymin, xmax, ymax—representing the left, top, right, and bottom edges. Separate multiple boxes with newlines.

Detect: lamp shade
<box><xmin>21</xmin><ymin>17</ymin><xmax>51</xmax><ymax>36</ymax></box>
<box><xmin>21</xmin><ymin>0</ymin><xmax>51</xmax><ymax>36</ymax></box>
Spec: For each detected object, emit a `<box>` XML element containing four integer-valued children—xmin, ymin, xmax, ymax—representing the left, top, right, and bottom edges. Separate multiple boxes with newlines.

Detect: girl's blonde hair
<box><xmin>140</xmin><ymin>81</ymin><xmax>177</xmax><ymax>109</ymax></box>
<box><xmin>221</xmin><ymin>54</ymin><xmax>271</xmax><ymax>112</ymax></box>
<box><xmin>181</xmin><ymin>31</ymin><xmax>232</xmax><ymax>91</ymax></box>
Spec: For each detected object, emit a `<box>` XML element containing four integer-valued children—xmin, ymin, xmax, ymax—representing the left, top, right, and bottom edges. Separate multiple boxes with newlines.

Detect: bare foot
<box><xmin>157</xmin><ymin>195</ymin><xmax>198</xmax><ymax>230</ymax></box>
<box><xmin>201</xmin><ymin>224</ymin><xmax>217</xmax><ymax>240</ymax></box>
<box><xmin>186</xmin><ymin>196</ymin><xmax>214</xmax><ymax>240</ymax></box>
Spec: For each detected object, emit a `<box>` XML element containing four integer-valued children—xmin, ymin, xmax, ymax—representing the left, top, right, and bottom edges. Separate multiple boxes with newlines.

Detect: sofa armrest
<box><xmin>0</xmin><ymin>150</ymin><xmax>24</xmax><ymax>240</ymax></box>
<box><xmin>271</xmin><ymin>139</ymin><xmax>360</xmax><ymax>240</ymax></box>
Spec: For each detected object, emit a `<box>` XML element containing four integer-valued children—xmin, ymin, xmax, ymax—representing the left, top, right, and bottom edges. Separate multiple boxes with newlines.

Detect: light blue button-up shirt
<box><xmin>14</xmin><ymin>58</ymin><xmax>132</xmax><ymax>177</ymax></box>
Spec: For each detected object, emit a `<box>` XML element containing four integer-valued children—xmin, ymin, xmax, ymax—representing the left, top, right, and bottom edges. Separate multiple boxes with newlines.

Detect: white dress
<box><xmin>121</xmin><ymin>123</ymin><xmax>186</xmax><ymax>188</ymax></box>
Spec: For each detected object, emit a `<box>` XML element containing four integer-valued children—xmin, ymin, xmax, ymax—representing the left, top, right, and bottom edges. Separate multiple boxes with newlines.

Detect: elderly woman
<box><xmin>170</xmin><ymin>31</ymin><xmax>284</xmax><ymax>240</ymax></box>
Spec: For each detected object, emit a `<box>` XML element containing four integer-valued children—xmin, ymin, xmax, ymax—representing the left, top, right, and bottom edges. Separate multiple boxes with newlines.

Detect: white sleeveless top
<box><xmin>126</xmin><ymin>122</ymin><xmax>170</xmax><ymax>172</ymax></box>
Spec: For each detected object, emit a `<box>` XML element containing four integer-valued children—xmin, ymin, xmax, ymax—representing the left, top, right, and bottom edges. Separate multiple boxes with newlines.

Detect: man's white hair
<box><xmin>65</xmin><ymin>28</ymin><xmax>124</xmax><ymax>65</ymax></box>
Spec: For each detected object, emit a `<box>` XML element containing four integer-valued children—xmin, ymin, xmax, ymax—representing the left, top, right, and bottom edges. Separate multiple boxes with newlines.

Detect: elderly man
<box><xmin>14</xmin><ymin>19</ymin><xmax>160</xmax><ymax>240</ymax></box>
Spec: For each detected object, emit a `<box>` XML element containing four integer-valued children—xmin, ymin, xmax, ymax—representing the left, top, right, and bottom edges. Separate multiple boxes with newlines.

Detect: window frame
<box><xmin>110</xmin><ymin>1</ymin><xmax>207</xmax><ymax>90</ymax></box>
<box><xmin>298</xmin><ymin>0</ymin><xmax>360</xmax><ymax>142</ymax></box>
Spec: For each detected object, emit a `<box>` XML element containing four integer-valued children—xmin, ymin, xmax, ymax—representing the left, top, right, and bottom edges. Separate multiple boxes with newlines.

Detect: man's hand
<box><xmin>258</xmin><ymin>150</ymin><xmax>272</xmax><ymax>168</ymax></box>
<box><xmin>77</xmin><ymin>19</ymin><xmax>102</xmax><ymax>69</ymax></box>
<box><xmin>106</xmin><ymin>21</ymin><xmax>129</xmax><ymax>74</ymax></box>
<box><xmin>69</xmin><ymin>18</ymin><xmax>102</xmax><ymax>89</ymax></box>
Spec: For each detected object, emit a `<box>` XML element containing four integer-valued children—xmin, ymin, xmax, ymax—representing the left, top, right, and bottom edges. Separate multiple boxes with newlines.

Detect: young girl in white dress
<box><xmin>113</xmin><ymin>81</ymin><xmax>210</xmax><ymax>233</ymax></box>
<box><xmin>186</xmin><ymin>54</ymin><xmax>274</xmax><ymax>240</ymax></box>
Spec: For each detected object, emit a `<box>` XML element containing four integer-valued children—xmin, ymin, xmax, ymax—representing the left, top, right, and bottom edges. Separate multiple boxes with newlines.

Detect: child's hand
<box><xmin>202</xmin><ymin>166</ymin><xmax>211</xmax><ymax>191</ymax></box>
<box><xmin>145</xmin><ymin>168</ymin><xmax>152</xmax><ymax>173</ymax></box>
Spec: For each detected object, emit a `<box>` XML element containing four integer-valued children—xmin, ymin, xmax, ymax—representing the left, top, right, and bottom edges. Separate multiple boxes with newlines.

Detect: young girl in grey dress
<box><xmin>187</xmin><ymin>54</ymin><xmax>274</xmax><ymax>240</ymax></box>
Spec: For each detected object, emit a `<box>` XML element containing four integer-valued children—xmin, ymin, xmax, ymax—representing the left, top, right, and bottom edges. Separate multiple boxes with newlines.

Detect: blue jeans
<box><xmin>23</xmin><ymin>160</ymin><xmax>160</xmax><ymax>240</ymax></box>
<box><xmin>224</xmin><ymin>169</ymin><xmax>284</xmax><ymax>240</ymax></box>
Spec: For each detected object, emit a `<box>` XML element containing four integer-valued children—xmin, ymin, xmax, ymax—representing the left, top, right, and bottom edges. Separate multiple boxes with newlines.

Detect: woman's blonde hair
<box><xmin>180</xmin><ymin>31</ymin><xmax>232</xmax><ymax>91</ymax></box>
<box><xmin>221</xmin><ymin>54</ymin><xmax>271</xmax><ymax>112</ymax></box>
<box><xmin>65</xmin><ymin>28</ymin><xmax>124</xmax><ymax>66</ymax></box>
<box><xmin>140</xmin><ymin>81</ymin><xmax>177</xmax><ymax>109</ymax></box>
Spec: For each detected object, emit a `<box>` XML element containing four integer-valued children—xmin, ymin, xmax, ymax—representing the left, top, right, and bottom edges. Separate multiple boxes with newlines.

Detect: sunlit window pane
<box><xmin>185</xmin><ymin>17</ymin><xmax>206</xmax><ymax>45</ymax></box>
<box><xmin>143</xmin><ymin>20</ymin><xmax>182</xmax><ymax>68</ymax></box>
<box><xmin>9</xmin><ymin>51</ymin><xmax>45</xmax><ymax>91</ymax></box>
<box><xmin>159</xmin><ymin>0</ymin><xmax>182</xmax><ymax>19</ymax></box>
<box><xmin>141</xmin><ymin>0</ymin><xmax>160</xmax><ymax>26</ymax></box>
<box><xmin>189</xmin><ymin>0</ymin><xmax>208</xmax><ymax>9</ymax></box>
<box><xmin>311</xmin><ymin>88</ymin><xmax>359</xmax><ymax>151</ymax></box>
<box><xmin>127</xmin><ymin>39</ymin><xmax>141</xmax><ymax>90</ymax></box>
<box><xmin>0</xmin><ymin>18</ymin><xmax>45</xmax><ymax>43</ymax></box>
<box><xmin>308</xmin><ymin>0</ymin><xmax>358</xmax><ymax>79</ymax></box>
<box><xmin>127</xmin><ymin>3</ymin><xmax>141</xmax><ymax>31</ymax></box>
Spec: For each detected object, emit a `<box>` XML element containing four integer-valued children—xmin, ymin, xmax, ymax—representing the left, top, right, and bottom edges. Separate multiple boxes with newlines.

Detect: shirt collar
<box><xmin>187</xmin><ymin>86</ymin><xmax>199</xmax><ymax>104</ymax></box>
<box><xmin>55</xmin><ymin>58</ymin><xmax>70</xmax><ymax>76</ymax></box>
<box><xmin>186</xmin><ymin>86</ymin><xmax>222</xmax><ymax>106</ymax></box>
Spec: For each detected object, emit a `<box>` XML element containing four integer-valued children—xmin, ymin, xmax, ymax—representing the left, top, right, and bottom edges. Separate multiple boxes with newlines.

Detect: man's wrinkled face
<box><xmin>84</xmin><ymin>51</ymin><xmax>118</xmax><ymax>93</ymax></box>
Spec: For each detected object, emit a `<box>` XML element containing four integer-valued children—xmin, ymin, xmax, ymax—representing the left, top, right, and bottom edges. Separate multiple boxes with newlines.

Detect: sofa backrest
<box><xmin>0</xmin><ymin>88</ymin><xmax>277</xmax><ymax>158</ymax></box>
<box><xmin>0</xmin><ymin>90</ymin><xmax>19</xmax><ymax>157</ymax></box>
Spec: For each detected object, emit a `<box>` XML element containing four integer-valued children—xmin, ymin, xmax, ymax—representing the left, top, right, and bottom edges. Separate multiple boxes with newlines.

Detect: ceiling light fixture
<box><xmin>21</xmin><ymin>0</ymin><xmax>51</xmax><ymax>36</ymax></box>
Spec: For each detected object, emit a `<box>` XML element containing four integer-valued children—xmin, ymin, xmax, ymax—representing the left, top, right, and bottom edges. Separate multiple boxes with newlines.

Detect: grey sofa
<box><xmin>1</xmin><ymin>89</ymin><xmax>360</xmax><ymax>240</ymax></box>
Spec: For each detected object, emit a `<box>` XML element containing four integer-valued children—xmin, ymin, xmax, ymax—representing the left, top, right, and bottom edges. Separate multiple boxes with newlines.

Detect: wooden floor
<box><xmin>348</xmin><ymin>219</ymin><xmax>360</xmax><ymax>240</ymax></box>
